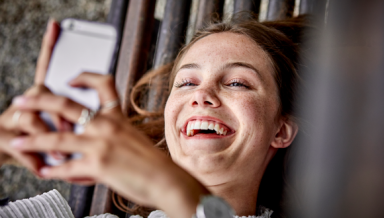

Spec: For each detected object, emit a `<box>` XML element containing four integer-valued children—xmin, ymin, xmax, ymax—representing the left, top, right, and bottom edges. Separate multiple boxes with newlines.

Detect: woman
<box><xmin>0</xmin><ymin>15</ymin><xmax>308</xmax><ymax>218</ymax></box>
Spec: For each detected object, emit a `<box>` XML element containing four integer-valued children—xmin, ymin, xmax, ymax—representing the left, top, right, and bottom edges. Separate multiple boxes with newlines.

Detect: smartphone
<box><xmin>40</xmin><ymin>19</ymin><xmax>117</xmax><ymax>165</ymax></box>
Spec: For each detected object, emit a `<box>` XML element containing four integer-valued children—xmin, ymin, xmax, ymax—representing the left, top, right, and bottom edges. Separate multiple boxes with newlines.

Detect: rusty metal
<box><xmin>68</xmin><ymin>185</ymin><xmax>95</xmax><ymax>218</ymax></box>
<box><xmin>195</xmin><ymin>0</ymin><xmax>225</xmax><ymax>31</ymax></box>
<box><xmin>115</xmin><ymin>0</ymin><xmax>156</xmax><ymax>115</ymax></box>
<box><xmin>289</xmin><ymin>0</ymin><xmax>384</xmax><ymax>217</ymax></box>
<box><xmin>265</xmin><ymin>0</ymin><xmax>295</xmax><ymax>21</ymax></box>
<box><xmin>153</xmin><ymin>0</ymin><xmax>192</xmax><ymax>68</ymax></box>
<box><xmin>233</xmin><ymin>0</ymin><xmax>261</xmax><ymax>15</ymax></box>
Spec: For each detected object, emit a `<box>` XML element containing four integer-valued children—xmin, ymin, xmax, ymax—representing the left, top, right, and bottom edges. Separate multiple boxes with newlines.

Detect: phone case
<box><xmin>41</xmin><ymin>19</ymin><xmax>117</xmax><ymax>165</ymax></box>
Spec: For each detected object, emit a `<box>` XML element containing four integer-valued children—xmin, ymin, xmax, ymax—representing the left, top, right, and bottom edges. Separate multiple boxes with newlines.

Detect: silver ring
<box><xmin>101</xmin><ymin>100</ymin><xmax>120</xmax><ymax>111</ymax></box>
<box><xmin>77</xmin><ymin>108</ymin><xmax>96</xmax><ymax>126</ymax></box>
<box><xmin>12</xmin><ymin>110</ymin><xmax>22</xmax><ymax>127</ymax></box>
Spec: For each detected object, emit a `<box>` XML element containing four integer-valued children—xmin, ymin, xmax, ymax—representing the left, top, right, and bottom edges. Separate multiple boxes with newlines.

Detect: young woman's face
<box><xmin>164</xmin><ymin>32</ymin><xmax>281</xmax><ymax>185</ymax></box>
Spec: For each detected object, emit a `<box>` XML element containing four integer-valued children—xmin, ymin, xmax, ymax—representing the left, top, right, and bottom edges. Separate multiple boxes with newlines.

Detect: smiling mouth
<box><xmin>184</xmin><ymin>119</ymin><xmax>234</xmax><ymax>137</ymax></box>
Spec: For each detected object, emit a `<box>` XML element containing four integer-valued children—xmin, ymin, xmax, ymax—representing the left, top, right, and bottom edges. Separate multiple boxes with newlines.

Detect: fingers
<box><xmin>35</xmin><ymin>19</ymin><xmax>60</xmax><ymax>85</ymax></box>
<box><xmin>0</xmin><ymin>129</ymin><xmax>43</xmax><ymax>173</ymax></box>
<box><xmin>13</xmin><ymin>93</ymin><xmax>85</xmax><ymax>124</ymax></box>
<box><xmin>39</xmin><ymin>159</ymin><xmax>96</xmax><ymax>181</ymax></box>
<box><xmin>69</xmin><ymin>73</ymin><xmax>122</xmax><ymax>116</ymax></box>
<box><xmin>24</xmin><ymin>84</ymin><xmax>51</xmax><ymax>96</ymax></box>
<box><xmin>17</xmin><ymin>111</ymin><xmax>49</xmax><ymax>134</ymax></box>
<box><xmin>10</xmin><ymin>132</ymin><xmax>92</xmax><ymax>153</ymax></box>
<box><xmin>23</xmin><ymin>85</ymin><xmax>71</xmax><ymax>131</ymax></box>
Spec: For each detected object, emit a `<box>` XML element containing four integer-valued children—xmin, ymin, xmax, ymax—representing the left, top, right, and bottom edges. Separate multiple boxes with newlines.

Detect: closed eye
<box><xmin>227</xmin><ymin>79</ymin><xmax>249</xmax><ymax>88</ymax></box>
<box><xmin>174</xmin><ymin>79</ymin><xmax>197</xmax><ymax>88</ymax></box>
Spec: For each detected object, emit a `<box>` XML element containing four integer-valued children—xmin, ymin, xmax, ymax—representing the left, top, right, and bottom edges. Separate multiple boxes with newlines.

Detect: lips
<box><xmin>182</xmin><ymin>116</ymin><xmax>235</xmax><ymax>137</ymax></box>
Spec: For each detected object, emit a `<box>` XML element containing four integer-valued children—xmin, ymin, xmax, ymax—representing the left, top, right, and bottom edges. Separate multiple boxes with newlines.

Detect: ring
<box><xmin>100</xmin><ymin>99</ymin><xmax>120</xmax><ymax>111</ymax></box>
<box><xmin>12</xmin><ymin>110</ymin><xmax>22</xmax><ymax>127</ymax></box>
<box><xmin>77</xmin><ymin>108</ymin><xmax>96</xmax><ymax>126</ymax></box>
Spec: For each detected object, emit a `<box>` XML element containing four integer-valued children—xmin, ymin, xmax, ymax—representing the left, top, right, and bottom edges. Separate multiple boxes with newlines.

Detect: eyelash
<box><xmin>227</xmin><ymin>79</ymin><xmax>249</xmax><ymax>88</ymax></box>
<box><xmin>174</xmin><ymin>79</ymin><xmax>196</xmax><ymax>88</ymax></box>
<box><xmin>174</xmin><ymin>79</ymin><xmax>250</xmax><ymax>89</ymax></box>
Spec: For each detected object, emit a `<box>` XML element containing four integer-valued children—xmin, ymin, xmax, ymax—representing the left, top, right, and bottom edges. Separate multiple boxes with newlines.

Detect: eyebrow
<box><xmin>177</xmin><ymin>62</ymin><xmax>261</xmax><ymax>78</ymax></box>
<box><xmin>220</xmin><ymin>62</ymin><xmax>262</xmax><ymax>78</ymax></box>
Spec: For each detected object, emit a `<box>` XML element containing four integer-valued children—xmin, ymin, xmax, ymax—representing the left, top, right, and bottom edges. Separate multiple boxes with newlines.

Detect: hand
<box><xmin>11</xmin><ymin>73</ymin><xmax>210</xmax><ymax>218</ymax></box>
<box><xmin>0</xmin><ymin>19</ymin><xmax>63</xmax><ymax>172</ymax></box>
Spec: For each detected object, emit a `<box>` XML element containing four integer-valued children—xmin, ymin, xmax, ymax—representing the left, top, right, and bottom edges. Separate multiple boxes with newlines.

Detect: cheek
<box><xmin>164</xmin><ymin>93</ymin><xmax>185</xmax><ymax>148</ymax></box>
<box><xmin>232</xmin><ymin>93</ymin><xmax>279</xmax><ymax>133</ymax></box>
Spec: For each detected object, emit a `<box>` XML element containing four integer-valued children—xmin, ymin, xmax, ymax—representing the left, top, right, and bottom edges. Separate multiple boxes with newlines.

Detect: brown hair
<box><xmin>120</xmin><ymin>14</ymin><xmax>311</xmax><ymax>217</ymax></box>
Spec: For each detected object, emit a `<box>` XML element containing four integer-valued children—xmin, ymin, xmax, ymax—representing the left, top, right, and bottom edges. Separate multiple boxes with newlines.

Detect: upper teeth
<box><xmin>186</xmin><ymin>120</ymin><xmax>228</xmax><ymax>136</ymax></box>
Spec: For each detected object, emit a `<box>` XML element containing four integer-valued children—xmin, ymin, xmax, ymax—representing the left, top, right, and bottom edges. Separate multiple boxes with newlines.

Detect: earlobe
<box><xmin>271</xmin><ymin>119</ymin><xmax>298</xmax><ymax>149</ymax></box>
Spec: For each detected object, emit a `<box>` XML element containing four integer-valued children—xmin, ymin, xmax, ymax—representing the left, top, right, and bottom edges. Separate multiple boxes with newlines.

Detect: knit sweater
<box><xmin>0</xmin><ymin>190</ymin><xmax>272</xmax><ymax>218</ymax></box>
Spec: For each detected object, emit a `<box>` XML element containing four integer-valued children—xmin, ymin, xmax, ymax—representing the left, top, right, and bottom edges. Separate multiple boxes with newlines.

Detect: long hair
<box><xmin>118</xmin><ymin>14</ymin><xmax>311</xmax><ymax>217</ymax></box>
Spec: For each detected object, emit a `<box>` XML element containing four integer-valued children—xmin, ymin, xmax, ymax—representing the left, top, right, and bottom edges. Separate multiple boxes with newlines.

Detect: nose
<box><xmin>190</xmin><ymin>86</ymin><xmax>221</xmax><ymax>108</ymax></box>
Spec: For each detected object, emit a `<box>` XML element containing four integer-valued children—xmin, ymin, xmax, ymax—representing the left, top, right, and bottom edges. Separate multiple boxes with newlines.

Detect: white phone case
<box><xmin>41</xmin><ymin>19</ymin><xmax>117</xmax><ymax>165</ymax></box>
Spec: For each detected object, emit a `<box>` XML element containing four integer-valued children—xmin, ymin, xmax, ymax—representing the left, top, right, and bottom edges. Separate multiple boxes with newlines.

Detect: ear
<box><xmin>271</xmin><ymin>118</ymin><xmax>298</xmax><ymax>149</ymax></box>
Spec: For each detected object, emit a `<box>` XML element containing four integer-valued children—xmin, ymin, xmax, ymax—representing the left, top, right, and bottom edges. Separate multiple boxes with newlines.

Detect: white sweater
<box><xmin>0</xmin><ymin>190</ymin><xmax>272</xmax><ymax>218</ymax></box>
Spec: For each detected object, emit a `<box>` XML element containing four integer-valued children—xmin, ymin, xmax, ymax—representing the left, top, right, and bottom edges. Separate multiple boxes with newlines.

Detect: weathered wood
<box><xmin>68</xmin><ymin>185</ymin><xmax>95</xmax><ymax>218</ymax></box>
<box><xmin>265</xmin><ymin>0</ymin><xmax>295</xmax><ymax>21</ymax></box>
<box><xmin>153</xmin><ymin>0</ymin><xmax>192</xmax><ymax>68</ymax></box>
<box><xmin>195</xmin><ymin>0</ymin><xmax>225</xmax><ymax>31</ymax></box>
<box><xmin>107</xmin><ymin>0</ymin><xmax>130</xmax><ymax>75</ymax></box>
<box><xmin>145</xmin><ymin>0</ymin><xmax>191</xmax><ymax>113</ymax></box>
<box><xmin>115</xmin><ymin>0</ymin><xmax>156</xmax><ymax>115</ymax></box>
<box><xmin>233</xmin><ymin>0</ymin><xmax>261</xmax><ymax>14</ymax></box>
<box><xmin>89</xmin><ymin>184</ymin><xmax>112</xmax><ymax>216</ymax></box>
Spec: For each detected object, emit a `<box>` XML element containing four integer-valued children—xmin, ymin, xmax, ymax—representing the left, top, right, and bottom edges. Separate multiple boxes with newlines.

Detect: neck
<box><xmin>206</xmin><ymin>174</ymin><xmax>262</xmax><ymax>216</ymax></box>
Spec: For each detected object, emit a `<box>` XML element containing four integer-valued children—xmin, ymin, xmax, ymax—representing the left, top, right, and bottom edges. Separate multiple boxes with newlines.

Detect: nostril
<box><xmin>205</xmin><ymin>101</ymin><xmax>213</xmax><ymax>105</ymax></box>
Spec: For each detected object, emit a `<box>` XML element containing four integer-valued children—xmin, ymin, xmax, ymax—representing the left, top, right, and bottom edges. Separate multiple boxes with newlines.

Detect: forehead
<box><xmin>178</xmin><ymin>32</ymin><xmax>274</xmax><ymax>74</ymax></box>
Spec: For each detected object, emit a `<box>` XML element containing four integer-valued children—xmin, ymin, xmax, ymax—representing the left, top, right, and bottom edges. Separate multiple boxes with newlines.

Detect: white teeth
<box><xmin>194</xmin><ymin>120</ymin><xmax>201</xmax><ymax>129</ymax></box>
<box><xmin>214</xmin><ymin>123</ymin><xmax>220</xmax><ymax>134</ymax></box>
<box><xmin>187</xmin><ymin>122</ymin><xmax>192</xmax><ymax>136</ymax></box>
<box><xmin>208</xmin><ymin>121</ymin><xmax>215</xmax><ymax>130</ymax></box>
<box><xmin>201</xmin><ymin>121</ymin><xmax>209</xmax><ymax>130</ymax></box>
<box><xmin>186</xmin><ymin>120</ymin><xmax>229</xmax><ymax>136</ymax></box>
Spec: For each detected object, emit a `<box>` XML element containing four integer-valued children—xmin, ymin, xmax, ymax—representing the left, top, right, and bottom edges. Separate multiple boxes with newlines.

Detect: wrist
<box><xmin>151</xmin><ymin>162</ymin><xmax>210</xmax><ymax>218</ymax></box>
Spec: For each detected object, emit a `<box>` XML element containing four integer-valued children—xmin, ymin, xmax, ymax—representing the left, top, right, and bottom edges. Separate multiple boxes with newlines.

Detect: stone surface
<box><xmin>0</xmin><ymin>0</ymin><xmax>110</xmax><ymax>202</ymax></box>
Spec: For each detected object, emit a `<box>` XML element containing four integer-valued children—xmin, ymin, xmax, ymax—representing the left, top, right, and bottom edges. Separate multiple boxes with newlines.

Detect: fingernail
<box><xmin>10</xmin><ymin>138</ymin><xmax>24</xmax><ymax>148</ymax></box>
<box><xmin>40</xmin><ymin>167</ymin><xmax>50</xmax><ymax>176</ymax></box>
<box><xmin>12</xmin><ymin>96</ymin><xmax>27</xmax><ymax>106</ymax></box>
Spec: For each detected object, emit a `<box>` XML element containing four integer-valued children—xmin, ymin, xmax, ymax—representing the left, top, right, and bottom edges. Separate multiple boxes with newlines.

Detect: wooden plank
<box><xmin>89</xmin><ymin>184</ymin><xmax>112</xmax><ymax>215</ymax></box>
<box><xmin>265</xmin><ymin>0</ymin><xmax>295</xmax><ymax>21</ymax></box>
<box><xmin>107</xmin><ymin>0</ymin><xmax>130</xmax><ymax>75</ymax></box>
<box><xmin>68</xmin><ymin>185</ymin><xmax>95</xmax><ymax>218</ymax></box>
<box><xmin>233</xmin><ymin>0</ymin><xmax>261</xmax><ymax>15</ymax></box>
<box><xmin>145</xmin><ymin>0</ymin><xmax>192</xmax><ymax>113</ymax></box>
<box><xmin>115</xmin><ymin>0</ymin><xmax>156</xmax><ymax>115</ymax></box>
<box><xmin>153</xmin><ymin>0</ymin><xmax>192</xmax><ymax>68</ymax></box>
<box><xmin>195</xmin><ymin>0</ymin><xmax>225</xmax><ymax>31</ymax></box>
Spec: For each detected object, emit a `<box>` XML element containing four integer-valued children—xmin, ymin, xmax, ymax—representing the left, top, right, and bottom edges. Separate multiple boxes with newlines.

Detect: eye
<box><xmin>227</xmin><ymin>79</ymin><xmax>249</xmax><ymax>89</ymax></box>
<box><xmin>174</xmin><ymin>79</ymin><xmax>197</xmax><ymax>88</ymax></box>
